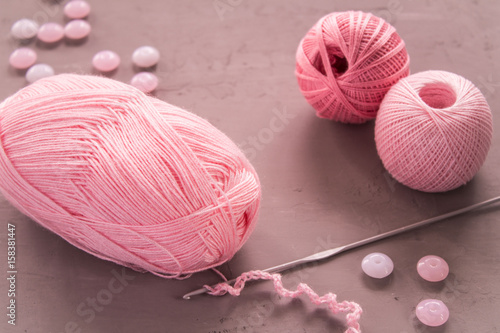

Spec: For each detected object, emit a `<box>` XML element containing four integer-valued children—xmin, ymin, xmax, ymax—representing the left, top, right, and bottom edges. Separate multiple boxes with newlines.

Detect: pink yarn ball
<box><xmin>0</xmin><ymin>74</ymin><xmax>261</xmax><ymax>278</ymax></box>
<box><xmin>296</xmin><ymin>11</ymin><xmax>410</xmax><ymax>123</ymax></box>
<box><xmin>375</xmin><ymin>70</ymin><xmax>493</xmax><ymax>193</ymax></box>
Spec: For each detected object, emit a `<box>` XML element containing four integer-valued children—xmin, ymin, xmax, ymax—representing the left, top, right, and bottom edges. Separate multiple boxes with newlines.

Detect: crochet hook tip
<box><xmin>182</xmin><ymin>196</ymin><xmax>500</xmax><ymax>300</ymax></box>
<box><xmin>183</xmin><ymin>287</ymin><xmax>209</xmax><ymax>300</ymax></box>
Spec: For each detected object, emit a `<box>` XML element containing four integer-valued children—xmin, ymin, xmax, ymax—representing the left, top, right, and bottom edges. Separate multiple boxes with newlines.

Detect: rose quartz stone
<box><xmin>64</xmin><ymin>0</ymin><xmax>91</xmax><ymax>19</ymax></box>
<box><xmin>92</xmin><ymin>51</ymin><xmax>120</xmax><ymax>72</ymax></box>
<box><xmin>361</xmin><ymin>252</ymin><xmax>394</xmax><ymax>279</ymax></box>
<box><xmin>417</xmin><ymin>255</ymin><xmax>449</xmax><ymax>282</ymax></box>
<box><xmin>37</xmin><ymin>22</ymin><xmax>64</xmax><ymax>43</ymax></box>
<box><xmin>416</xmin><ymin>299</ymin><xmax>449</xmax><ymax>327</ymax></box>
<box><xmin>9</xmin><ymin>48</ymin><xmax>37</xmax><ymax>70</ymax></box>
<box><xmin>11</xmin><ymin>19</ymin><xmax>39</xmax><ymax>40</ymax></box>
<box><xmin>131</xmin><ymin>72</ymin><xmax>159</xmax><ymax>93</ymax></box>
<box><xmin>26</xmin><ymin>64</ymin><xmax>55</xmax><ymax>83</ymax></box>
<box><xmin>65</xmin><ymin>20</ymin><xmax>91</xmax><ymax>40</ymax></box>
<box><xmin>132</xmin><ymin>46</ymin><xmax>160</xmax><ymax>68</ymax></box>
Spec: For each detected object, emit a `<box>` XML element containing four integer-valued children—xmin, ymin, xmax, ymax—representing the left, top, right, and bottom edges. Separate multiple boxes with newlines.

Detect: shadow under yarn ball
<box><xmin>375</xmin><ymin>70</ymin><xmax>493</xmax><ymax>193</ymax></box>
<box><xmin>296</xmin><ymin>11</ymin><xmax>410</xmax><ymax>124</ymax></box>
<box><xmin>0</xmin><ymin>74</ymin><xmax>261</xmax><ymax>278</ymax></box>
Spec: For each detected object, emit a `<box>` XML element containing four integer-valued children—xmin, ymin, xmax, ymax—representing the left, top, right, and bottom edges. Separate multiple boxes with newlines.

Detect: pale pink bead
<box><xmin>64</xmin><ymin>0</ymin><xmax>91</xmax><ymax>19</ymax></box>
<box><xmin>131</xmin><ymin>72</ymin><xmax>159</xmax><ymax>93</ymax></box>
<box><xmin>9</xmin><ymin>48</ymin><xmax>37</xmax><ymax>70</ymax></box>
<box><xmin>132</xmin><ymin>46</ymin><xmax>160</xmax><ymax>68</ymax></box>
<box><xmin>416</xmin><ymin>299</ymin><xmax>449</xmax><ymax>327</ymax></box>
<box><xmin>11</xmin><ymin>19</ymin><xmax>39</xmax><ymax>40</ymax></box>
<box><xmin>417</xmin><ymin>255</ymin><xmax>449</xmax><ymax>282</ymax></box>
<box><xmin>37</xmin><ymin>22</ymin><xmax>64</xmax><ymax>43</ymax></box>
<box><xmin>64</xmin><ymin>20</ymin><xmax>91</xmax><ymax>40</ymax></box>
<box><xmin>92</xmin><ymin>51</ymin><xmax>120</xmax><ymax>72</ymax></box>
<box><xmin>361</xmin><ymin>252</ymin><xmax>394</xmax><ymax>279</ymax></box>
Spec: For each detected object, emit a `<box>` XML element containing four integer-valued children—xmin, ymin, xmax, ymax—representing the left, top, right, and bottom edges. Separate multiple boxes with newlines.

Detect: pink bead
<box><xmin>132</xmin><ymin>46</ymin><xmax>160</xmax><ymax>68</ymax></box>
<box><xmin>9</xmin><ymin>48</ymin><xmax>37</xmax><ymax>70</ymax></box>
<box><xmin>37</xmin><ymin>22</ymin><xmax>64</xmax><ymax>43</ymax></box>
<box><xmin>92</xmin><ymin>51</ymin><xmax>120</xmax><ymax>72</ymax></box>
<box><xmin>417</xmin><ymin>255</ymin><xmax>449</xmax><ymax>282</ymax></box>
<box><xmin>416</xmin><ymin>299</ymin><xmax>449</xmax><ymax>327</ymax></box>
<box><xmin>131</xmin><ymin>72</ymin><xmax>159</xmax><ymax>93</ymax></box>
<box><xmin>64</xmin><ymin>20</ymin><xmax>91</xmax><ymax>40</ymax></box>
<box><xmin>361</xmin><ymin>252</ymin><xmax>394</xmax><ymax>279</ymax></box>
<box><xmin>64</xmin><ymin>0</ymin><xmax>91</xmax><ymax>19</ymax></box>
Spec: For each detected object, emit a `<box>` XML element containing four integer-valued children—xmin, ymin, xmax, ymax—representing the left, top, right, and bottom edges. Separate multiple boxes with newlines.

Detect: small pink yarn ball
<box><xmin>296</xmin><ymin>11</ymin><xmax>410</xmax><ymax>123</ymax></box>
<box><xmin>0</xmin><ymin>74</ymin><xmax>261</xmax><ymax>278</ymax></box>
<box><xmin>375</xmin><ymin>70</ymin><xmax>493</xmax><ymax>193</ymax></box>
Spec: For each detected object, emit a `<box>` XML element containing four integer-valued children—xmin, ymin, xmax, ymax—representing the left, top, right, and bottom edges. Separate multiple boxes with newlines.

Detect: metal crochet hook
<box><xmin>183</xmin><ymin>195</ymin><xmax>500</xmax><ymax>300</ymax></box>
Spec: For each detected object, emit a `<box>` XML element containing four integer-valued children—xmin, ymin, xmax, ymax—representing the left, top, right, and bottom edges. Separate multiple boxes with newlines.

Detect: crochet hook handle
<box><xmin>183</xmin><ymin>195</ymin><xmax>500</xmax><ymax>300</ymax></box>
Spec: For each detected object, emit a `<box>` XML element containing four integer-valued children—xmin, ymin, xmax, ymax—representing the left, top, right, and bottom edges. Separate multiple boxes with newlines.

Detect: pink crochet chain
<box><xmin>205</xmin><ymin>270</ymin><xmax>362</xmax><ymax>333</ymax></box>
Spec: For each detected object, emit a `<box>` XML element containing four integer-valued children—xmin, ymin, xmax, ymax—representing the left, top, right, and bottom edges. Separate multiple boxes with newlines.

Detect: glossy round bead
<box><xmin>131</xmin><ymin>72</ymin><xmax>159</xmax><ymax>93</ymax></box>
<box><xmin>361</xmin><ymin>252</ymin><xmax>394</xmax><ymax>279</ymax></box>
<box><xmin>92</xmin><ymin>51</ymin><xmax>120</xmax><ymax>72</ymax></box>
<box><xmin>64</xmin><ymin>0</ymin><xmax>91</xmax><ymax>19</ymax></box>
<box><xmin>64</xmin><ymin>20</ymin><xmax>91</xmax><ymax>40</ymax></box>
<box><xmin>416</xmin><ymin>299</ymin><xmax>449</xmax><ymax>327</ymax></box>
<box><xmin>132</xmin><ymin>46</ymin><xmax>160</xmax><ymax>68</ymax></box>
<box><xmin>37</xmin><ymin>22</ymin><xmax>64</xmax><ymax>43</ymax></box>
<box><xmin>417</xmin><ymin>255</ymin><xmax>449</xmax><ymax>282</ymax></box>
<box><xmin>26</xmin><ymin>64</ymin><xmax>55</xmax><ymax>83</ymax></box>
<box><xmin>11</xmin><ymin>19</ymin><xmax>39</xmax><ymax>40</ymax></box>
<box><xmin>9</xmin><ymin>48</ymin><xmax>37</xmax><ymax>70</ymax></box>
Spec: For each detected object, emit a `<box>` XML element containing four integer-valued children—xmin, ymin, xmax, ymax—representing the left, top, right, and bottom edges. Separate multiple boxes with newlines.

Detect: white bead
<box><xmin>361</xmin><ymin>252</ymin><xmax>394</xmax><ymax>279</ymax></box>
<box><xmin>26</xmin><ymin>64</ymin><xmax>55</xmax><ymax>83</ymax></box>
<box><xmin>132</xmin><ymin>46</ymin><xmax>160</xmax><ymax>68</ymax></box>
<box><xmin>11</xmin><ymin>19</ymin><xmax>39</xmax><ymax>40</ymax></box>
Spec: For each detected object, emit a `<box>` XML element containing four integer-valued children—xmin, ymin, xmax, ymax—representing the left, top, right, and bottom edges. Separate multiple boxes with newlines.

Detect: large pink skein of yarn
<box><xmin>375</xmin><ymin>70</ymin><xmax>493</xmax><ymax>193</ymax></box>
<box><xmin>0</xmin><ymin>74</ymin><xmax>261</xmax><ymax>278</ymax></box>
<box><xmin>296</xmin><ymin>11</ymin><xmax>410</xmax><ymax>123</ymax></box>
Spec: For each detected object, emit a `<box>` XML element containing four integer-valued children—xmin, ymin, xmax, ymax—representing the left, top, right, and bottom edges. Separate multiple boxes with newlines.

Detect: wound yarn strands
<box><xmin>375</xmin><ymin>70</ymin><xmax>493</xmax><ymax>192</ymax></box>
<box><xmin>0</xmin><ymin>74</ymin><xmax>261</xmax><ymax>278</ymax></box>
<box><xmin>296</xmin><ymin>11</ymin><xmax>410</xmax><ymax>123</ymax></box>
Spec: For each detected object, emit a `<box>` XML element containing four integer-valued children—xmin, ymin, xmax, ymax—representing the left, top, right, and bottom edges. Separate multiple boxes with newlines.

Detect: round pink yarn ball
<box><xmin>0</xmin><ymin>74</ymin><xmax>261</xmax><ymax>278</ymax></box>
<box><xmin>296</xmin><ymin>11</ymin><xmax>410</xmax><ymax>124</ymax></box>
<box><xmin>375</xmin><ymin>70</ymin><xmax>493</xmax><ymax>193</ymax></box>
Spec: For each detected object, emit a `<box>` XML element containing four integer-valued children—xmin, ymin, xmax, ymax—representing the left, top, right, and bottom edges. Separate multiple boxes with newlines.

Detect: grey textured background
<box><xmin>1</xmin><ymin>0</ymin><xmax>500</xmax><ymax>332</ymax></box>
